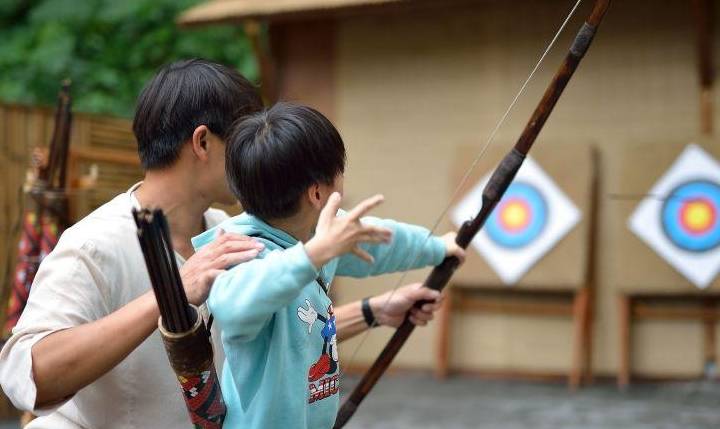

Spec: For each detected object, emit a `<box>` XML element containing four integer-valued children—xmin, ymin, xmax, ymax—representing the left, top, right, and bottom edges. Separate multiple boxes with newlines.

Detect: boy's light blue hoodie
<box><xmin>191</xmin><ymin>212</ymin><xmax>446</xmax><ymax>429</ymax></box>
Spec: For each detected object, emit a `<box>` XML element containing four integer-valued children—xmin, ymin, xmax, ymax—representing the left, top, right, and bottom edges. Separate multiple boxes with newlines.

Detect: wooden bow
<box><xmin>334</xmin><ymin>1</ymin><xmax>611</xmax><ymax>427</ymax></box>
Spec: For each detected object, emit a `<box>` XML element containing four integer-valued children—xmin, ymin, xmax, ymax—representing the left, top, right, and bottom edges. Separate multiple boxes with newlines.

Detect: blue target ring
<box><xmin>485</xmin><ymin>182</ymin><xmax>548</xmax><ymax>249</ymax></box>
<box><xmin>661</xmin><ymin>180</ymin><xmax>720</xmax><ymax>253</ymax></box>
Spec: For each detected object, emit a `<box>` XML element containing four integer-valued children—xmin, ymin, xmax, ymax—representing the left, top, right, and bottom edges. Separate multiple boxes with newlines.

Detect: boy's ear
<box><xmin>308</xmin><ymin>183</ymin><xmax>324</xmax><ymax>210</ymax></box>
<box><xmin>190</xmin><ymin>125</ymin><xmax>210</xmax><ymax>162</ymax></box>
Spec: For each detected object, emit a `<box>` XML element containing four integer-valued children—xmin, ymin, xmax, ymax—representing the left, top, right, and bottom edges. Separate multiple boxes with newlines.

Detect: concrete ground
<box><xmin>342</xmin><ymin>375</ymin><xmax>720</xmax><ymax>429</ymax></box>
<box><xmin>0</xmin><ymin>376</ymin><xmax>717</xmax><ymax>428</ymax></box>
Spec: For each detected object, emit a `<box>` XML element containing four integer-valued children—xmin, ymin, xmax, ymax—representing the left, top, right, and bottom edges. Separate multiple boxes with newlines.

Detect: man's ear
<box><xmin>190</xmin><ymin>125</ymin><xmax>210</xmax><ymax>162</ymax></box>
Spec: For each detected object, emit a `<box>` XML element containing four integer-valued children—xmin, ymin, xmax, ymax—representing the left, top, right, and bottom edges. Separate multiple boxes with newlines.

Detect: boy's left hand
<box><xmin>440</xmin><ymin>232</ymin><xmax>466</xmax><ymax>265</ymax></box>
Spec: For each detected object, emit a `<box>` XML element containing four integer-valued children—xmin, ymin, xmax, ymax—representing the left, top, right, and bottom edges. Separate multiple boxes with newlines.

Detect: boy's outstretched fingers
<box><xmin>318</xmin><ymin>192</ymin><xmax>343</xmax><ymax>226</ymax></box>
<box><xmin>352</xmin><ymin>246</ymin><xmax>375</xmax><ymax>264</ymax></box>
<box><xmin>348</xmin><ymin>194</ymin><xmax>385</xmax><ymax>219</ymax></box>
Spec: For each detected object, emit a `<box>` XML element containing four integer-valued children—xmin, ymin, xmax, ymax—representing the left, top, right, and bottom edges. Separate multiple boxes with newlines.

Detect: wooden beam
<box><xmin>455</xmin><ymin>298</ymin><xmax>572</xmax><ymax>317</ymax></box>
<box><xmin>244</xmin><ymin>21</ymin><xmax>279</xmax><ymax>104</ymax></box>
<box><xmin>693</xmin><ymin>0</ymin><xmax>715</xmax><ymax>135</ymax></box>
<box><xmin>632</xmin><ymin>304</ymin><xmax>720</xmax><ymax>321</ymax></box>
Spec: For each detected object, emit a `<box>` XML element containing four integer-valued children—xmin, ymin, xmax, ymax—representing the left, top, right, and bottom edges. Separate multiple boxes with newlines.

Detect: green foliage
<box><xmin>0</xmin><ymin>0</ymin><xmax>258</xmax><ymax>117</ymax></box>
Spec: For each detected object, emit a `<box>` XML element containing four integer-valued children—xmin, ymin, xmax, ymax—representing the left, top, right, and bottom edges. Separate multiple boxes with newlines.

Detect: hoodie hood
<box><xmin>192</xmin><ymin>212</ymin><xmax>299</xmax><ymax>251</ymax></box>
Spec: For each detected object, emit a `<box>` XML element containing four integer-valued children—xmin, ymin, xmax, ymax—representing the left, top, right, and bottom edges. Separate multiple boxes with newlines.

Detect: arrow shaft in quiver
<box><xmin>133</xmin><ymin>208</ymin><xmax>226</xmax><ymax>428</ymax></box>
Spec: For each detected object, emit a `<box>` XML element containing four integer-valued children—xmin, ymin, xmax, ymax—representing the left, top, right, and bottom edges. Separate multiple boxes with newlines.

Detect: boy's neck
<box><xmin>266</xmin><ymin>207</ymin><xmax>317</xmax><ymax>243</ymax></box>
<box><xmin>135</xmin><ymin>168</ymin><xmax>212</xmax><ymax>259</ymax></box>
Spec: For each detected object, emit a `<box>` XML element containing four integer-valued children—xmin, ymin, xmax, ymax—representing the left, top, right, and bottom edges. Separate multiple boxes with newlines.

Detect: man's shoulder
<box><xmin>58</xmin><ymin>192</ymin><xmax>136</xmax><ymax>251</ymax></box>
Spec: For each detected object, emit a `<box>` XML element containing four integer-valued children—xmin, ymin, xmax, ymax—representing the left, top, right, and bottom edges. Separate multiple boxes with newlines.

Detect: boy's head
<box><xmin>226</xmin><ymin>102</ymin><xmax>347</xmax><ymax>220</ymax></box>
<box><xmin>133</xmin><ymin>59</ymin><xmax>263</xmax><ymax>203</ymax></box>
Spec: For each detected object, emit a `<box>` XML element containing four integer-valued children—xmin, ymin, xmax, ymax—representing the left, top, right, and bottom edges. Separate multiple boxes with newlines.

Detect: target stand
<box><xmin>437</xmin><ymin>144</ymin><xmax>598</xmax><ymax>390</ymax></box>
<box><xmin>618</xmin><ymin>142</ymin><xmax>720</xmax><ymax>388</ymax></box>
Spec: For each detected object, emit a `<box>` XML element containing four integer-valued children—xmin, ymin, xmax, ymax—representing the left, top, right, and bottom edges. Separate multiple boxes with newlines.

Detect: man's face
<box><xmin>207</xmin><ymin>134</ymin><xmax>238</xmax><ymax>206</ymax></box>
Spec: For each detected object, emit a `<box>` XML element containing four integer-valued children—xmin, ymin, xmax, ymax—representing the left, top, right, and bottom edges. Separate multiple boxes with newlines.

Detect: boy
<box><xmin>192</xmin><ymin>103</ymin><xmax>464</xmax><ymax>428</ymax></box>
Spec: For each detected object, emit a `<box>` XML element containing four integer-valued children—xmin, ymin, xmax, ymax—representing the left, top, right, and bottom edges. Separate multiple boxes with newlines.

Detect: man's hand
<box><xmin>180</xmin><ymin>230</ymin><xmax>264</xmax><ymax>305</ymax></box>
<box><xmin>305</xmin><ymin>193</ymin><xmax>392</xmax><ymax>268</ymax></box>
<box><xmin>370</xmin><ymin>283</ymin><xmax>443</xmax><ymax>328</ymax></box>
<box><xmin>440</xmin><ymin>232</ymin><xmax>466</xmax><ymax>264</ymax></box>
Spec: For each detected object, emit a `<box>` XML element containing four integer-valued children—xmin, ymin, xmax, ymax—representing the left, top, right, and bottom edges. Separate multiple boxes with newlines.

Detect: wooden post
<box><xmin>434</xmin><ymin>287</ymin><xmax>453</xmax><ymax>379</ymax></box>
<box><xmin>617</xmin><ymin>294</ymin><xmax>632</xmax><ymax>389</ymax></box>
<box><xmin>244</xmin><ymin>20</ymin><xmax>278</xmax><ymax>105</ymax></box>
<box><xmin>702</xmin><ymin>298</ymin><xmax>717</xmax><ymax>376</ymax></box>
<box><xmin>693</xmin><ymin>0</ymin><xmax>715</xmax><ymax>135</ymax></box>
<box><xmin>570</xmin><ymin>288</ymin><xmax>589</xmax><ymax>390</ymax></box>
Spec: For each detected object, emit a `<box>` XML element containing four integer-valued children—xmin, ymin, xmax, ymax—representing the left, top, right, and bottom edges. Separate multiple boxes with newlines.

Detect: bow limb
<box><xmin>334</xmin><ymin>1</ymin><xmax>611</xmax><ymax>427</ymax></box>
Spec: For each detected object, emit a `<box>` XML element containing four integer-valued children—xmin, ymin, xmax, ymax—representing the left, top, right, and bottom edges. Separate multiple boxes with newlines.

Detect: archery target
<box><xmin>451</xmin><ymin>156</ymin><xmax>581</xmax><ymax>285</ymax></box>
<box><xmin>485</xmin><ymin>182</ymin><xmax>548</xmax><ymax>249</ymax></box>
<box><xmin>628</xmin><ymin>144</ymin><xmax>720</xmax><ymax>288</ymax></box>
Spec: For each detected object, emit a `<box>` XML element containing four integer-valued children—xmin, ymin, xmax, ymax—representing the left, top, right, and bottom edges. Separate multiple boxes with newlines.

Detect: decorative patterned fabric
<box><xmin>178</xmin><ymin>366</ymin><xmax>226</xmax><ymax>429</ymax></box>
<box><xmin>4</xmin><ymin>210</ymin><xmax>42</xmax><ymax>336</ymax></box>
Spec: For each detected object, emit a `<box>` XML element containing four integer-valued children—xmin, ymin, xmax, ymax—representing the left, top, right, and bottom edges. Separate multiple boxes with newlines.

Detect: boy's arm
<box><xmin>335</xmin><ymin>216</ymin><xmax>448</xmax><ymax>278</ymax></box>
<box><xmin>208</xmin><ymin>243</ymin><xmax>318</xmax><ymax>342</ymax></box>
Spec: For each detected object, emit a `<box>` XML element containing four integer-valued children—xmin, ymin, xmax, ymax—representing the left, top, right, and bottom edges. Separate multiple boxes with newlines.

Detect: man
<box><xmin>0</xmin><ymin>59</ymin><xmax>446</xmax><ymax>428</ymax></box>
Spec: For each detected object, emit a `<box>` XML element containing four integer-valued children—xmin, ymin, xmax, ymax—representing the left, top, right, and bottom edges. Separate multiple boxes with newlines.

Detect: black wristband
<box><xmin>361</xmin><ymin>297</ymin><xmax>377</xmax><ymax>328</ymax></box>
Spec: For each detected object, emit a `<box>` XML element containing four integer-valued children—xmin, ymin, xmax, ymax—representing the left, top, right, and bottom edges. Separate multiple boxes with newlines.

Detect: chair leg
<box><xmin>570</xmin><ymin>288</ymin><xmax>589</xmax><ymax>391</ymax></box>
<box><xmin>434</xmin><ymin>287</ymin><xmax>453</xmax><ymax>380</ymax></box>
<box><xmin>582</xmin><ymin>289</ymin><xmax>594</xmax><ymax>385</ymax></box>
<box><xmin>618</xmin><ymin>294</ymin><xmax>632</xmax><ymax>390</ymax></box>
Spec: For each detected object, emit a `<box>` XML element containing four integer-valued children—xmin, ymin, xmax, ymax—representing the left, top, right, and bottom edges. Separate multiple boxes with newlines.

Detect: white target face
<box><xmin>628</xmin><ymin>144</ymin><xmax>720</xmax><ymax>289</ymax></box>
<box><xmin>451</xmin><ymin>156</ymin><xmax>581</xmax><ymax>285</ymax></box>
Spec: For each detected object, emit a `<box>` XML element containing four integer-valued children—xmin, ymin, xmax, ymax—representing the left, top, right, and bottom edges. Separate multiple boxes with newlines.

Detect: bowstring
<box><xmin>340</xmin><ymin>0</ymin><xmax>585</xmax><ymax>378</ymax></box>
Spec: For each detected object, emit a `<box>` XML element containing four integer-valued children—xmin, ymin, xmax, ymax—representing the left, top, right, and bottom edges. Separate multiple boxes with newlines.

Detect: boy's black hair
<box><xmin>133</xmin><ymin>59</ymin><xmax>263</xmax><ymax>170</ymax></box>
<box><xmin>226</xmin><ymin>102</ymin><xmax>347</xmax><ymax>220</ymax></box>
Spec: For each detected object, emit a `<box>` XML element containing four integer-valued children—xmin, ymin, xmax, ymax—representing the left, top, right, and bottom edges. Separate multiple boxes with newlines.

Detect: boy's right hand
<box><xmin>305</xmin><ymin>192</ymin><xmax>392</xmax><ymax>268</ymax></box>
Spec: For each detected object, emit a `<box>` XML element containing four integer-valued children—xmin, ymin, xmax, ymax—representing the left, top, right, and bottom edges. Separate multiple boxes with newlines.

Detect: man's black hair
<box><xmin>226</xmin><ymin>102</ymin><xmax>347</xmax><ymax>220</ymax></box>
<box><xmin>133</xmin><ymin>58</ymin><xmax>263</xmax><ymax>170</ymax></box>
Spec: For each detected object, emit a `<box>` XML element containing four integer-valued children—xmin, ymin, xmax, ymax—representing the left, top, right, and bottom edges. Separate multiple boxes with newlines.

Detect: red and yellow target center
<box><xmin>680</xmin><ymin>198</ymin><xmax>716</xmax><ymax>235</ymax></box>
<box><xmin>499</xmin><ymin>199</ymin><xmax>531</xmax><ymax>232</ymax></box>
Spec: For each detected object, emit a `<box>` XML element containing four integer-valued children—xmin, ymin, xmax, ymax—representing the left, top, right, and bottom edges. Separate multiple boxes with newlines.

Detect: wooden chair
<box><xmin>613</xmin><ymin>141</ymin><xmax>720</xmax><ymax>389</ymax></box>
<box><xmin>435</xmin><ymin>144</ymin><xmax>598</xmax><ymax>390</ymax></box>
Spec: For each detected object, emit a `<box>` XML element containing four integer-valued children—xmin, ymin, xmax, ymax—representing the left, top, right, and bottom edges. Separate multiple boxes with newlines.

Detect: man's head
<box><xmin>133</xmin><ymin>59</ymin><xmax>263</xmax><ymax>204</ymax></box>
<box><xmin>226</xmin><ymin>102</ymin><xmax>347</xmax><ymax>221</ymax></box>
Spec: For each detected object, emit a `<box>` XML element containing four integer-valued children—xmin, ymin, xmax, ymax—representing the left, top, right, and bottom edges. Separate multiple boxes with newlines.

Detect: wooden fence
<box><xmin>0</xmin><ymin>103</ymin><xmax>141</xmax><ymax>416</ymax></box>
<box><xmin>0</xmin><ymin>102</ymin><xmax>144</xmax><ymax>320</ymax></box>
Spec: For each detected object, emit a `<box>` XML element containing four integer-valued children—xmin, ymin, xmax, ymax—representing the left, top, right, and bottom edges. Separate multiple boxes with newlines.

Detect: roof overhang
<box><xmin>178</xmin><ymin>0</ymin><xmax>414</xmax><ymax>27</ymax></box>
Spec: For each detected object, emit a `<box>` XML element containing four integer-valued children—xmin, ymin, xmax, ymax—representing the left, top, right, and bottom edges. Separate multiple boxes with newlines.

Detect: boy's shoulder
<box><xmin>191</xmin><ymin>212</ymin><xmax>296</xmax><ymax>253</ymax></box>
<box><xmin>192</xmin><ymin>213</ymin><xmax>253</xmax><ymax>251</ymax></box>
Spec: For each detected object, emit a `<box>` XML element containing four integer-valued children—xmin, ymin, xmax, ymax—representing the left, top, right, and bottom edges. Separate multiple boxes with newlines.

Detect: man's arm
<box><xmin>1</xmin><ymin>232</ymin><xmax>258</xmax><ymax>410</ymax></box>
<box><xmin>335</xmin><ymin>284</ymin><xmax>443</xmax><ymax>342</ymax></box>
<box><xmin>31</xmin><ymin>291</ymin><xmax>159</xmax><ymax>407</ymax></box>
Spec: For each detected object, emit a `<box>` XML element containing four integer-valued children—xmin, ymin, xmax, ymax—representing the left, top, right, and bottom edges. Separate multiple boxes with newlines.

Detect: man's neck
<box><xmin>134</xmin><ymin>169</ymin><xmax>212</xmax><ymax>259</ymax></box>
